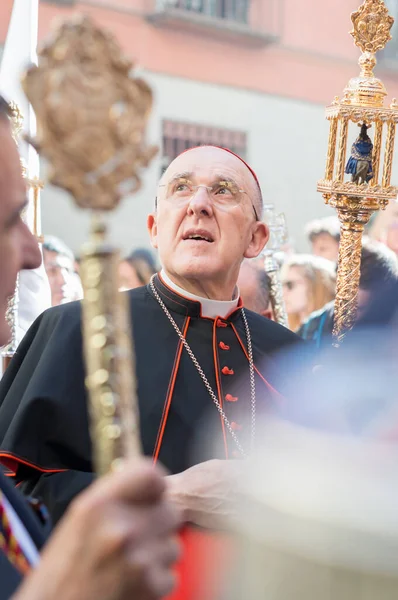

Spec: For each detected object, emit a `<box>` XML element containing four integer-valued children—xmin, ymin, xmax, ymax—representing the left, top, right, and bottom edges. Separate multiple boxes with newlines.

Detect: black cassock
<box><xmin>0</xmin><ymin>274</ymin><xmax>299</xmax><ymax>523</ymax></box>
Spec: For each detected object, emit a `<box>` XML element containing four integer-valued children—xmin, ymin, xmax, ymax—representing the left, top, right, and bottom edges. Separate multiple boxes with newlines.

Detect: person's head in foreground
<box><xmin>238</xmin><ymin>258</ymin><xmax>273</xmax><ymax>319</ymax></box>
<box><xmin>0</xmin><ymin>97</ymin><xmax>42</xmax><ymax>346</ymax></box>
<box><xmin>305</xmin><ymin>215</ymin><xmax>340</xmax><ymax>263</ymax></box>
<box><xmin>229</xmin><ymin>321</ymin><xmax>398</xmax><ymax>600</ymax></box>
<box><xmin>118</xmin><ymin>247</ymin><xmax>158</xmax><ymax>291</ymax></box>
<box><xmin>148</xmin><ymin>145</ymin><xmax>269</xmax><ymax>300</ymax></box>
<box><xmin>281</xmin><ymin>254</ymin><xmax>336</xmax><ymax>331</ymax></box>
<box><xmin>0</xmin><ymin>95</ymin><xmax>180</xmax><ymax>600</ymax></box>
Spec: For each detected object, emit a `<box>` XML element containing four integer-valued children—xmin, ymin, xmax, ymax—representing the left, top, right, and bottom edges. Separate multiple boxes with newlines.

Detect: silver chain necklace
<box><xmin>150</xmin><ymin>276</ymin><xmax>256</xmax><ymax>458</ymax></box>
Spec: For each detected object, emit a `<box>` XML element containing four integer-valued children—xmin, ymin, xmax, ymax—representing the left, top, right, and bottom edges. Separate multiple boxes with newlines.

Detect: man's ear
<box><xmin>147</xmin><ymin>213</ymin><xmax>158</xmax><ymax>249</ymax></box>
<box><xmin>244</xmin><ymin>222</ymin><xmax>269</xmax><ymax>259</ymax></box>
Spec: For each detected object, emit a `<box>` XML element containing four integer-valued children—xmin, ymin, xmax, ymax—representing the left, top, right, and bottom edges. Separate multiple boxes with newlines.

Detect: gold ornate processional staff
<box><xmin>317</xmin><ymin>0</ymin><xmax>398</xmax><ymax>344</ymax></box>
<box><xmin>22</xmin><ymin>16</ymin><xmax>157</xmax><ymax>475</ymax></box>
<box><xmin>262</xmin><ymin>204</ymin><xmax>288</xmax><ymax>327</ymax></box>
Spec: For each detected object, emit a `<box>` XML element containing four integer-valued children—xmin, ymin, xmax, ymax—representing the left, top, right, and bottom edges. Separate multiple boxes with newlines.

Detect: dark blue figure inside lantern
<box><xmin>345</xmin><ymin>123</ymin><xmax>374</xmax><ymax>185</ymax></box>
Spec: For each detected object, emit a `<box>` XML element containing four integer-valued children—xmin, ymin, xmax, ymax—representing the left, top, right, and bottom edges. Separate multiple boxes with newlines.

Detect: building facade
<box><xmin>1</xmin><ymin>0</ymin><xmax>398</xmax><ymax>253</ymax></box>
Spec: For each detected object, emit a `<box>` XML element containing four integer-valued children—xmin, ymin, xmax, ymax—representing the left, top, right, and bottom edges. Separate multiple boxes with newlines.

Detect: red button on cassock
<box><xmin>222</xmin><ymin>367</ymin><xmax>234</xmax><ymax>376</ymax></box>
<box><xmin>225</xmin><ymin>394</ymin><xmax>238</xmax><ymax>402</ymax></box>
<box><xmin>217</xmin><ymin>319</ymin><xmax>228</xmax><ymax>328</ymax></box>
<box><xmin>219</xmin><ymin>341</ymin><xmax>230</xmax><ymax>351</ymax></box>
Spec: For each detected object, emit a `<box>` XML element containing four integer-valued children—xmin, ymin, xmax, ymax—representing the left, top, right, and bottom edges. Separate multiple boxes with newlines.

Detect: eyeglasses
<box><xmin>158</xmin><ymin>177</ymin><xmax>259</xmax><ymax>221</ymax></box>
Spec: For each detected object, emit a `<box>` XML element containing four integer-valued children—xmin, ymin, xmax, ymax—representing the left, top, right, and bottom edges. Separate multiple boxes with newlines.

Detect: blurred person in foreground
<box><xmin>224</xmin><ymin>284</ymin><xmax>398</xmax><ymax>600</ymax></box>
<box><xmin>237</xmin><ymin>259</ymin><xmax>273</xmax><ymax>319</ymax></box>
<box><xmin>118</xmin><ymin>247</ymin><xmax>158</xmax><ymax>291</ymax></box>
<box><xmin>0</xmin><ymin>95</ymin><xmax>180</xmax><ymax>600</ymax></box>
<box><xmin>281</xmin><ymin>254</ymin><xmax>336</xmax><ymax>331</ymax></box>
<box><xmin>43</xmin><ymin>235</ymin><xmax>83</xmax><ymax>305</ymax></box>
<box><xmin>297</xmin><ymin>239</ymin><xmax>398</xmax><ymax>347</ymax></box>
<box><xmin>305</xmin><ymin>215</ymin><xmax>340</xmax><ymax>263</ymax></box>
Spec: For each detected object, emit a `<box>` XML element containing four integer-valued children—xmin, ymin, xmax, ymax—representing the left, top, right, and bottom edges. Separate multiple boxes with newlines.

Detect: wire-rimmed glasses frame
<box><xmin>158</xmin><ymin>177</ymin><xmax>259</xmax><ymax>221</ymax></box>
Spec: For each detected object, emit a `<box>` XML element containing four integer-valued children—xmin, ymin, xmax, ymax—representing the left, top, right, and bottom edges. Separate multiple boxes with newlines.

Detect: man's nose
<box><xmin>22</xmin><ymin>223</ymin><xmax>42</xmax><ymax>270</ymax></box>
<box><xmin>187</xmin><ymin>186</ymin><xmax>214</xmax><ymax>217</ymax></box>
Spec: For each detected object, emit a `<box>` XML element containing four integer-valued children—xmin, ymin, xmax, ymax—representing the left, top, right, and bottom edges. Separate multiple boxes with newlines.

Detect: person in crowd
<box><xmin>0</xmin><ymin>93</ymin><xmax>180</xmax><ymax>600</ymax></box>
<box><xmin>305</xmin><ymin>216</ymin><xmax>340</xmax><ymax>263</ymax></box>
<box><xmin>281</xmin><ymin>254</ymin><xmax>336</xmax><ymax>332</ymax></box>
<box><xmin>118</xmin><ymin>247</ymin><xmax>158</xmax><ymax>291</ymax></box>
<box><xmin>369</xmin><ymin>201</ymin><xmax>398</xmax><ymax>257</ymax></box>
<box><xmin>43</xmin><ymin>236</ymin><xmax>82</xmax><ymax>305</ymax></box>
<box><xmin>237</xmin><ymin>259</ymin><xmax>272</xmax><ymax>319</ymax></box>
<box><xmin>297</xmin><ymin>239</ymin><xmax>398</xmax><ymax>346</ymax></box>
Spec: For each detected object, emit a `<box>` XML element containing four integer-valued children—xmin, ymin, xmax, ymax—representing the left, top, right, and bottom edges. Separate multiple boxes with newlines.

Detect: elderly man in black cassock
<box><xmin>0</xmin><ymin>145</ymin><xmax>299</xmax><ymax>532</ymax></box>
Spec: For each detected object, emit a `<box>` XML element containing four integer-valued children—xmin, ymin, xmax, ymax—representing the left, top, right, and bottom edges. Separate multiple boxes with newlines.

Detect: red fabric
<box><xmin>166</xmin><ymin>527</ymin><xmax>235</xmax><ymax>600</ymax></box>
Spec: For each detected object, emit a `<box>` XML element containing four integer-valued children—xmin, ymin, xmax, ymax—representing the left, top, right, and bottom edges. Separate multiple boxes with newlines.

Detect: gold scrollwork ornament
<box><xmin>22</xmin><ymin>15</ymin><xmax>157</xmax><ymax>211</ymax></box>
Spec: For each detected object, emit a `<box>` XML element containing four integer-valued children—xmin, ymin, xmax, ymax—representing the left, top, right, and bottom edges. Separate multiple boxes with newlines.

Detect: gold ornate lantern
<box><xmin>22</xmin><ymin>16</ymin><xmax>157</xmax><ymax>475</ymax></box>
<box><xmin>317</xmin><ymin>0</ymin><xmax>398</xmax><ymax>343</ymax></box>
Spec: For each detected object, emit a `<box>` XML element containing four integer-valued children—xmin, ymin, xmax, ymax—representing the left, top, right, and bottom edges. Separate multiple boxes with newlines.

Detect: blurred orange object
<box><xmin>167</xmin><ymin>527</ymin><xmax>235</xmax><ymax>600</ymax></box>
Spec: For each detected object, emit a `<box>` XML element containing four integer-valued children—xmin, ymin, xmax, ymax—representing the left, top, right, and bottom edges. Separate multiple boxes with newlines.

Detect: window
<box><xmin>161</xmin><ymin>120</ymin><xmax>247</xmax><ymax>174</ymax></box>
<box><xmin>159</xmin><ymin>0</ymin><xmax>250</xmax><ymax>25</ymax></box>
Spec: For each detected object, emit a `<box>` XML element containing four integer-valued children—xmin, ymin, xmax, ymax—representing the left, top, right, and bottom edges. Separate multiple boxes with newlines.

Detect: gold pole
<box><xmin>325</xmin><ymin>117</ymin><xmax>338</xmax><ymax>180</ymax></box>
<box><xmin>81</xmin><ymin>217</ymin><xmax>141</xmax><ymax>475</ymax></box>
<box><xmin>332</xmin><ymin>217</ymin><xmax>365</xmax><ymax>342</ymax></box>
<box><xmin>22</xmin><ymin>16</ymin><xmax>157</xmax><ymax>475</ymax></box>
<box><xmin>382</xmin><ymin>121</ymin><xmax>396</xmax><ymax>188</ymax></box>
<box><xmin>335</xmin><ymin>118</ymin><xmax>348</xmax><ymax>182</ymax></box>
<box><xmin>371</xmin><ymin>121</ymin><xmax>383</xmax><ymax>186</ymax></box>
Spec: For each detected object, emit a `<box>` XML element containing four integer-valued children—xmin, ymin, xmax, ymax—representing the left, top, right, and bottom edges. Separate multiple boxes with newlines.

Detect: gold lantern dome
<box><xmin>343</xmin><ymin>52</ymin><xmax>387</xmax><ymax>107</ymax></box>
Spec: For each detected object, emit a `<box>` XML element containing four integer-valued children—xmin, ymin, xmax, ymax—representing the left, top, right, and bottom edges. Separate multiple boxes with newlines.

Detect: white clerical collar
<box><xmin>160</xmin><ymin>270</ymin><xmax>240</xmax><ymax>319</ymax></box>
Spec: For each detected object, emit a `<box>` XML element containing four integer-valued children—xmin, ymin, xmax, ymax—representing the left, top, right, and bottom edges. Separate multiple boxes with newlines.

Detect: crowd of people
<box><xmin>39</xmin><ymin>210</ymin><xmax>398</xmax><ymax>347</ymax></box>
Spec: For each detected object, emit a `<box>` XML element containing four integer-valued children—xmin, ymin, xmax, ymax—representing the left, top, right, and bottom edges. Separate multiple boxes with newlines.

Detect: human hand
<box><xmin>166</xmin><ymin>459</ymin><xmax>245</xmax><ymax>531</ymax></box>
<box><xmin>13</xmin><ymin>459</ymin><xmax>181</xmax><ymax>600</ymax></box>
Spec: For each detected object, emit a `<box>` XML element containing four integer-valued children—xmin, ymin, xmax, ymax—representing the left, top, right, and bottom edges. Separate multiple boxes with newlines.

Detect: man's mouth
<box><xmin>183</xmin><ymin>229</ymin><xmax>214</xmax><ymax>243</ymax></box>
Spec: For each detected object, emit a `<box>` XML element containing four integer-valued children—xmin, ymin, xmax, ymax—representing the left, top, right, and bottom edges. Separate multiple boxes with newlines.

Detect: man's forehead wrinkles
<box><xmin>168</xmin><ymin>163</ymin><xmax>244</xmax><ymax>182</ymax></box>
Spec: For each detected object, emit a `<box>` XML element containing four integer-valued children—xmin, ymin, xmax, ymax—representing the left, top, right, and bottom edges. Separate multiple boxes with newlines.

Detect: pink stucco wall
<box><xmin>1</xmin><ymin>0</ymin><xmax>398</xmax><ymax>105</ymax></box>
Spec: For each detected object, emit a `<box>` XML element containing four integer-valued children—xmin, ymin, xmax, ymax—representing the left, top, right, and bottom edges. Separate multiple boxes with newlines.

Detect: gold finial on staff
<box><xmin>22</xmin><ymin>15</ymin><xmax>157</xmax><ymax>475</ymax></box>
<box><xmin>317</xmin><ymin>0</ymin><xmax>398</xmax><ymax>344</ymax></box>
